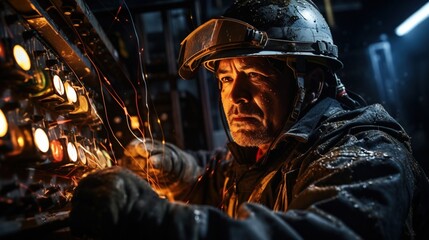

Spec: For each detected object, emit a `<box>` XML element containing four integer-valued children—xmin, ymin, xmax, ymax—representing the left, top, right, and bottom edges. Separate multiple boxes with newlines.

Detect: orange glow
<box><xmin>17</xmin><ymin>134</ymin><xmax>24</xmax><ymax>148</ymax></box>
<box><xmin>4</xmin><ymin>124</ymin><xmax>26</xmax><ymax>156</ymax></box>
<box><xmin>67</xmin><ymin>142</ymin><xmax>78</xmax><ymax>162</ymax></box>
<box><xmin>56</xmin><ymin>119</ymin><xmax>73</xmax><ymax>125</ymax></box>
<box><xmin>0</xmin><ymin>109</ymin><xmax>8</xmax><ymax>137</ymax></box>
<box><xmin>130</xmin><ymin>116</ymin><xmax>139</xmax><ymax>129</ymax></box>
<box><xmin>33</xmin><ymin>128</ymin><xmax>49</xmax><ymax>153</ymax></box>
<box><xmin>13</xmin><ymin>44</ymin><xmax>31</xmax><ymax>71</ymax></box>
<box><xmin>0</xmin><ymin>41</ymin><xmax>5</xmax><ymax>59</ymax></box>
<box><xmin>50</xmin><ymin>139</ymin><xmax>64</xmax><ymax>162</ymax></box>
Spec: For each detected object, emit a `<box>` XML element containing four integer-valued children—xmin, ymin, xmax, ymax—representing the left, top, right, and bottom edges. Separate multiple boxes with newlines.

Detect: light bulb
<box><xmin>13</xmin><ymin>44</ymin><xmax>31</xmax><ymax>71</ymax></box>
<box><xmin>34</xmin><ymin>128</ymin><xmax>50</xmax><ymax>153</ymax></box>
<box><xmin>53</xmin><ymin>74</ymin><xmax>65</xmax><ymax>96</ymax></box>
<box><xmin>64</xmin><ymin>82</ymin><xmax>77</xmax><ymax>103</ymax></box>
<box><xmin>0</xmin><ymin>109</ymin><xmax>8</xmax><ymax>138</ymax></box>
<box><xmin>67</xmin><ymin>142</ymin><xmax>78</xmax><ymax>162</ymax></box>
<box><xmin>50</xmin><ymin>139</ymin><xmax>64</xmax><ymax>162</ymax></box>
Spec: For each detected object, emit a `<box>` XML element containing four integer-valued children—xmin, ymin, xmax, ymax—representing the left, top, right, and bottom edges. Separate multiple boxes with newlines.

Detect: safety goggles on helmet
<box><xmin>178</xmin><ymin>17</ymin><xmax>340</xmax><ymax>80</ymax></box>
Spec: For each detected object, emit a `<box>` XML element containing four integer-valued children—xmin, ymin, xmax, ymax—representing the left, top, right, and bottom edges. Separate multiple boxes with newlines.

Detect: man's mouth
<box><xmin>229</xmin><ymin>114</ymin><xmax>261</xmax><ymax>125</ymax></box>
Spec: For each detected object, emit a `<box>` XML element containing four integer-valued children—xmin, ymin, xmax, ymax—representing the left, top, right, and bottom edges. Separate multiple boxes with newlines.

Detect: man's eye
<box><xmin>219</xmin><ymin>77</ymin><xmax>233</xmax><ymax>83</ymax></box>
<box><xmin>248</xmin><ymin>72</ymin><xmax>261</xmax><ymax>78</ymax></box>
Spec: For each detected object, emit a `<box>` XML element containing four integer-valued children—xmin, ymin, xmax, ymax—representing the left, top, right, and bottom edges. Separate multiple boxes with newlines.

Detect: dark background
<box><xmin>83</xmin><ymin>0</ymin><xmax>429</xmax><ymax>175</ymax></box>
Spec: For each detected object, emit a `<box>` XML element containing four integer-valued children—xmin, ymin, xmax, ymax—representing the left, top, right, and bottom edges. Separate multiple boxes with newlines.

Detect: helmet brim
<box><xmin>178</xmin><ymin>48</ymin><xmax>343</xmax><ymax>80</ymax></box>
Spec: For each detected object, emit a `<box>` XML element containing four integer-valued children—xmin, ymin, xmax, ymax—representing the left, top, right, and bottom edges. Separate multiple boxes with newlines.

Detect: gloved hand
<box><xmin>69</xmin><ymin>166</ymin><xmax>169</xmax><ymax>239</ymax></box>
<box><xmin>121</xmin><ymin>138</ymin><xmax>202</xmax><ymax>193</ymax></box>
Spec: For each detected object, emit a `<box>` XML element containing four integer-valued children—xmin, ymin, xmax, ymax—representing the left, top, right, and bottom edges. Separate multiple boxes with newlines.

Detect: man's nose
<box><xmin>229</xmin><ymin>72</ymin><xmax>251</xmax><ymax>104</ymax></box>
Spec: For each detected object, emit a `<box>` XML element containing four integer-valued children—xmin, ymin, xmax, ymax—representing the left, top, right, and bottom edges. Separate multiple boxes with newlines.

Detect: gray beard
<box><xmin>230</xmin><ymin>129</ymin><xmax>271</xmax><ymax>147</ymax></box>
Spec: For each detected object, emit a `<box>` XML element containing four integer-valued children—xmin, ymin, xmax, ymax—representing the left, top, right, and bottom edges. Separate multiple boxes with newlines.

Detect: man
<box><xmin>69</xmin><ymin>0</ymin><xmax>429</xmax><ymax>239</ymax></box>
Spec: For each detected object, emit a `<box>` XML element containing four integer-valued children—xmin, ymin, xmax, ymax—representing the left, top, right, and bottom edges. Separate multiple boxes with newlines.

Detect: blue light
<box><xmin>395</xmin><ymin>2</ymin><xmax>429</xmax><ymax>36</ymax></box>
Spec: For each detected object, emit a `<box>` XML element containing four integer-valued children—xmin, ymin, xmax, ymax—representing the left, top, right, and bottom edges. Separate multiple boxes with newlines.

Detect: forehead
<box><xmin>216</xmin><ymin>57</ymin><xmax>278</xmax><ymax>73</ymax></box>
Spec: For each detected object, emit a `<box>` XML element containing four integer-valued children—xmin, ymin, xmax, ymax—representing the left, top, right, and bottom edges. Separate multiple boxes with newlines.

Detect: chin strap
<box><xmin>218</xmin><ymin>93</ymin><xmax>234</xmax><ymax>143</ymax></box>
<box><xmin>286</xmin><ymin>57</ymin><xmax>306</xmax><ymax>126</ymax></box>
<box><xmin>270</xmin><ymin>58</ymin><xmax>307</xmax><ymax>148</ymax></box>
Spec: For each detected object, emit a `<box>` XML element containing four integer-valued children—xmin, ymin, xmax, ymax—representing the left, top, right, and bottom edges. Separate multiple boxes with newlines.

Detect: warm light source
<box><xmin>33</xmin><ymin>128</ymin><xmax>50</xmax><ymax>153</ymax></box>
<box><xmin>64</xmin><ymin>82</ymin><xmax>77</xmax><ymax>103</ymax></box>
<box><xmin>13</xmin><ymin>44</ymin><xmax>31</xmax><ymax>71</ymax></box>
<box><xmin>396</xmin><ymin>2</ymin><xmax>429</xmax><ymax>36</ymax></box>
<box><xmin>0</xmin><ymin>123</ymin><xmax>26</xmax><ymax>156</ymax></box>
<box><xmin>50</xmin><ymin>139</ymin><xmax>64</xmax><ymax>162</ymax></box>
<box><xmin>54</xmin><ymin>81</ymin><xmax>78</xmax><ymax>113</ymax></box>
<box><xmin>0</xmin><ymin>109</ymin><xmax>8</xmax><ymax>138</ymax></box>
<box><xmin>130</xmin><ymin>116</ymin><xmax>140</xmax><ymax>130</ymax></box>
<box><xmin>53</xmin><ymin>74</ymin><xmax>65</xmax><ymax>96</ymax></box>
<box><xmin>0</xmin><ymin>40</ymin><xmax>6</xmax><ymax>61</ymax></box>
<box><xmin>67</xmin><ymin>142</ymin><xmax>78</xmax><ymax>162</ymax></box>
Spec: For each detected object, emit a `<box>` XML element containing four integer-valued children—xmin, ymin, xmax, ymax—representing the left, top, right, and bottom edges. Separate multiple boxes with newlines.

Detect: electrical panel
<box><xmin>0</xmin><ymin>0</ymin><xmax>129</xmax><ymax>237</ymax></box>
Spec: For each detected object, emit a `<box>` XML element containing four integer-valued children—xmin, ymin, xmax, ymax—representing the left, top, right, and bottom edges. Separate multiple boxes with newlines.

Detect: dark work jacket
<box><xmin>154</xmin><ymin>97</ymin><xmax>429</xmax><ymax>240</ymax></box>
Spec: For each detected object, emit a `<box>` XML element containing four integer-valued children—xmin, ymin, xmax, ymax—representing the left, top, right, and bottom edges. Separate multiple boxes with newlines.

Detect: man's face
<box><xmin>217</xmin><ymin>57</ymin><xmax>294</xmax><ymax>148</ymax></box>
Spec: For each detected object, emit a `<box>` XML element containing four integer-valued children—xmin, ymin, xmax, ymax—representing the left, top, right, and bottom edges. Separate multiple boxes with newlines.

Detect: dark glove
<box><xmin>121</xmin><ymin>138</ymin><xmax>202</xmax><ymax>190</ymax></box>
<box><xmin>69</xmin><ymin>166</ymin><xmax>169</xmax><ymax>240</ymax></box>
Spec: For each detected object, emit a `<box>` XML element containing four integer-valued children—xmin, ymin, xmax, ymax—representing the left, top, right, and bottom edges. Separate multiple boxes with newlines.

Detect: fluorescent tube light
<box><xmin>396</xmin><ymin>1</ymin><xmax>429</xmax><ymax>36</ymax></box>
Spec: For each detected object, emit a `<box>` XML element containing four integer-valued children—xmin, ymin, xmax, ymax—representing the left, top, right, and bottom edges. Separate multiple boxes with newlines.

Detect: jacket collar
<box><xmin>280</xmin><ymin>97</ymin><xmax>343</xmax><ymax>143</ymax></box>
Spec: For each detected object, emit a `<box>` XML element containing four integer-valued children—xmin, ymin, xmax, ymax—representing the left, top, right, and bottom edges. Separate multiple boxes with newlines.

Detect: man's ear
<box><xmin>304</xmin><ymin>68</ymin><xmax>325</xmax><ymax>104</ymax></box>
